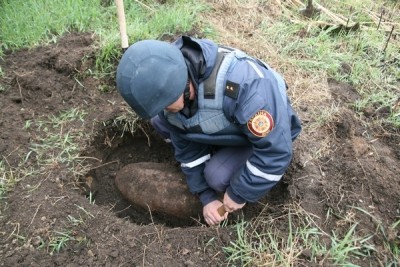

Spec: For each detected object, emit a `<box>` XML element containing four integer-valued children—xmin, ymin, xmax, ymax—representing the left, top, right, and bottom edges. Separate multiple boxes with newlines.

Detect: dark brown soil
<box><xmin>0</xmin><ymin>31</ymin><xmax>399</xmax><ymax>266</ymax></box>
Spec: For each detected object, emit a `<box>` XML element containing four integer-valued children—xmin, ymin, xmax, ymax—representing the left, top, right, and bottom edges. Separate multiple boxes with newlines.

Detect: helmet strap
<box><xmin>183</xmin><ymin>79</ymin><xmax>191</xmax><ymax>107</ymax></box>
<box><xmin>181</xmin><ymin>78</ymin><xmax>193</xmax><ymax>118</ymax></box>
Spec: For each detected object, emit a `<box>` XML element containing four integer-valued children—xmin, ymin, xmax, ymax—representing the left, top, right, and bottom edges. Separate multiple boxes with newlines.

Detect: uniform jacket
<box><xmin>160</xmin><ymin>36</ymin><xmax>302</xmax><ymax>205</ymax></box>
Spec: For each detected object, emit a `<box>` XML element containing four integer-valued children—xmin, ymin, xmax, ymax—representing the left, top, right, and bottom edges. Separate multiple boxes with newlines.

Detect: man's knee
<box><xmin>204</xmin><ymin>164</ymin><xmax>230</xmax><ymax>192</ymax></box>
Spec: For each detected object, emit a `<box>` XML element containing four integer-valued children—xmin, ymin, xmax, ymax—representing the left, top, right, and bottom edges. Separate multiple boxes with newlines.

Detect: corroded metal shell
<box><xmin>115</xmin><ymin>162</ymin><xmax>202</xmax><ymax>219</ymax></box>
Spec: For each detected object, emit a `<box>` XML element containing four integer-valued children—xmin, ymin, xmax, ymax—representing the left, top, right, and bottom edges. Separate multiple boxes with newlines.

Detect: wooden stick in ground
<box><xmin>382</xmin><ymin>26</ymin><xmax>394</xmax><ymax>55</ymax></box>
<box><xmin>115</xmin><ymin>0</ymin><xmax>129</xmax><ymax>50</ymax></box>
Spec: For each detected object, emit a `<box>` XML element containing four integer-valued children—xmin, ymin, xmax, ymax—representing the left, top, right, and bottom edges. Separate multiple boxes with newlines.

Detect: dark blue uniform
<box><xmin>152</xmin><ymin>36</ymin><xmax>301</xmax><ymax>206</ymax></box>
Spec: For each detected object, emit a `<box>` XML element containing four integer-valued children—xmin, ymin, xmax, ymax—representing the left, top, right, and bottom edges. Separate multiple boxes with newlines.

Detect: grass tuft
<box><xmin>223</xmin><ymin>204</ymin><xmax>391</xmax><ymax>266</ymax></box>
<box><xmin>29</xmin><ymin>108</ymin><xmax>91</xmax><ymax>181</ymax></box>
<box><xmin>0</xmin><ymin>160</ymin><xmax>20</xmax><ymax>199</ymax></box>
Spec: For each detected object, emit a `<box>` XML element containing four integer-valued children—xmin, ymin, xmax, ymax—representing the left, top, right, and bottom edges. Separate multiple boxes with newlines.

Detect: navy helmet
<box><xmin>116</xmin><ymin>40</ymin><xmax>188</xmax><ymax>119</ymax></box>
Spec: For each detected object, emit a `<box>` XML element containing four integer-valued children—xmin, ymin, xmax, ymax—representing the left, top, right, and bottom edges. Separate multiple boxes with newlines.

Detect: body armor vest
<box><xmin>164</xmin><ymin>47</ymin><xmax>288</xmax><ymax>145</ymax></box>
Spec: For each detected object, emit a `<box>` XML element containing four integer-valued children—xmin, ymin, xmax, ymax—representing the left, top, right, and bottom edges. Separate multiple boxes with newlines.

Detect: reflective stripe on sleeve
<box><xmin>181</xmin><ymin>154</ymin><xmax>211</xmax><ymax>168</ymax></box>
<box><xmin>246</xmin><ymin>161</ymin><xmax>282</xmax><ymax>181</ymax></box>
<box><xmin>247</xmin><ymin>60</ymin><xmax>264</xmax><ymax>78</ymax></box>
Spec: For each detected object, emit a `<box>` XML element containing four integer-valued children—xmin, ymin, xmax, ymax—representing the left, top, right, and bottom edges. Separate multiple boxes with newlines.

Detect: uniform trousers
<box><xmin>151</xmin><ymin>115</ymin><xmax>252</xmax><ymax>193</ymax></box>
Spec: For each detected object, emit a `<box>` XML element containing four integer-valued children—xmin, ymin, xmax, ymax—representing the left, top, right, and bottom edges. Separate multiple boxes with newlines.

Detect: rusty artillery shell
<box><xmin>115</xmin><ymin>162</ymin><xmax>202</xmax><ymax>219</ymax></box>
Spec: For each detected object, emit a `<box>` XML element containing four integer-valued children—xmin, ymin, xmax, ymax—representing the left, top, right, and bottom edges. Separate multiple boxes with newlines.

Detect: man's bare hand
<box><xmin>203</xmin><ymin>200</ymin><xmax>228</xmax><ymax>226</ymax></box>
<box><xmin>223</xmin><ymin>193</ymin><xmax>246</xmax><ymax>212</ymax></box>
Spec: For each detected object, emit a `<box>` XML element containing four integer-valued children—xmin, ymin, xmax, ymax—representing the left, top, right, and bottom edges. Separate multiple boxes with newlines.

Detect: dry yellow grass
<box><xmin>202</xmin><ymin>0</ymin><xmax>332</xmax><ymax>136</ymax></box>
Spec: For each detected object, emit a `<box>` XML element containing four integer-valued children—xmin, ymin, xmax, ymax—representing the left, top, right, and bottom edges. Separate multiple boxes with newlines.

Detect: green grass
<box><xmin>0</xmin><ymin>0</ymin><xmax>205</xmax><ymax>50</ymax></box>
<box><xmin>29</xmin><ymin>108</ymin><xmax>91</xmax><ymax>180</ymax></box>
<box><xmin>0</xmin><ymin>0</ymin><xmax>105</xmax><ymax>50</ymax></box>
<box><xmin>105</xmin><ymin>107</ymin><xmax>144</xmax><ymax>136</ymax></box>
<box><xmin>0</xmin><ymin>160</ymin><xmax>20</xmax><ymax>199</ymax></box>
<box><xmin>0</xmin><ymin>0</ymin><xmax>207</xmax><ymax>79</ymax></box>
<box><xmin>224</xmin><ymin>205</ymin><xmax>398</xmax><ymax>266</ymax></box>
<box><xmin>0</xmin><ymin>157</ymin><xmax>39</xmax><ymax>200</ymax></box>
<box><xmin>0</xmin><ymin>108</ymin><xmax>90</xmax><ymax>200</ymax></box>
<box><xmin>48</xmin><ymin>230</ymin><xmax>75</xmax><ymax>254</ymax></box>
<box><xmin>95</xmin><ymin>0</ymin><xmax>207</xmax><ymax>78</ymax></box>
<box><xmin>262</xmin><ymin>21</ymin><xmax>398</xmax><ymax>86</ymax></box>
<box><xmin>260</xmin><ymin>1</ymin><xmax>399</xmax><ymax>128</ymax></box>
<box><xmin>45</xmin><ymin>204</ymin><xmax>94</xmax><ymax>254</ymax></box>
<box><xmin>47</xmin><ymin>228</ymin><xmax>87</xmax><ymax>255</ymax></box>
<box><xmin>355</xmin><ymin>89</ymin><xmax>400</xmax><ymax>127</ymax></box>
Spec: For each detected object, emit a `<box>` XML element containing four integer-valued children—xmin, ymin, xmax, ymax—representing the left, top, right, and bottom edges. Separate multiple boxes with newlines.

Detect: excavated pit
<box><xmin>80</xmin><ymin>123</ymin><xmax>293</xmax><ymax>227</ymax></box>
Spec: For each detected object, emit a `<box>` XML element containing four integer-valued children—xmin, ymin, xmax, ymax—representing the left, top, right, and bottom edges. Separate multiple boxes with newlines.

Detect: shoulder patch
<box><xmin>247</xmin><ymin>110</ymin><xmax>274</xmax><ymax>137</ymax></box>
<box><xmin>224</xmin><ymin>80</ymin><xmax>240</xmax><ymax>99</ymax></box>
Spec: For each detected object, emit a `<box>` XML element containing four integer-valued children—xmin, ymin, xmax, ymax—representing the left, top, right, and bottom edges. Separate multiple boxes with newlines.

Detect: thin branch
<box><xmin>382</xmin><ymin>25</ymin><xmax>394</xmax><ymax>54</ymax></box>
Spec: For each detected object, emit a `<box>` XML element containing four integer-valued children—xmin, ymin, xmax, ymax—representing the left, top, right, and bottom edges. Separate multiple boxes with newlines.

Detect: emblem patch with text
<box><xmin>247</xmin><ymin>110</ymin><xmax>274</xmax><ymax>137</ymax></box>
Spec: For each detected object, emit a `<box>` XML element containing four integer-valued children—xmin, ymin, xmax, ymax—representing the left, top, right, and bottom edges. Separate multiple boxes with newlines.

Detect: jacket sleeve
<box><xmin>226</xmin><ymin>77</ymin><xmax>296</xmax><ymax>203</ymax></box>
<box><xmin>158</xmin><ymin>114</ymin><xmax>218</xmax><ymax>206</ymax></box>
